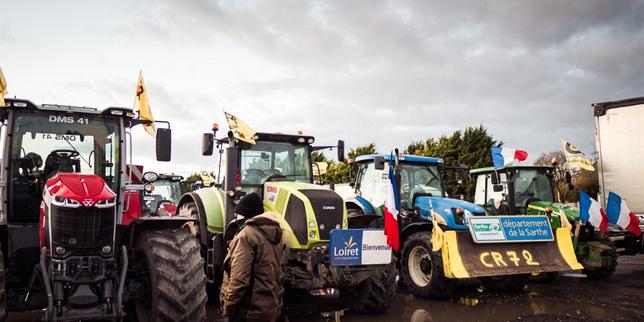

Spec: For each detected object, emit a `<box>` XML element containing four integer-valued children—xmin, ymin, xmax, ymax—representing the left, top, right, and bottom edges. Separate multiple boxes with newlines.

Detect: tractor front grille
<box><xmin>299</xmin><ymin>189</ymin><xmax>344</xmax><ymax>241</ymax></box>
<box><xmin>50</xmin><ymin>205</ymin><xmax>115</xmax><ymax>250</ymax></box>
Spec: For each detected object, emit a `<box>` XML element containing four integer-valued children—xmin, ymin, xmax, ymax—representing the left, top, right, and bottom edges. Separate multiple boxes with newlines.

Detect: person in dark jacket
<box><xmin>221</xmin><ymin>192</ymin><xmax>285</xmax><ymax>322</ymax></box>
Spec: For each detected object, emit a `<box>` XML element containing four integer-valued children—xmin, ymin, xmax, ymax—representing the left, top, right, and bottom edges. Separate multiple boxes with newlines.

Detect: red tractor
<box><xmin>0</xmin><ymin>98</ymin><xmax>206</xmax><ymax>321</ymax></box>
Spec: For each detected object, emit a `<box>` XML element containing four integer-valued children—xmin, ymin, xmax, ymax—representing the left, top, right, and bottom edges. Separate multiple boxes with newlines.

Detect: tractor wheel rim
<box><xmin>408</xmin><ymin>245</ymin><xmax>432</xmax><ymax>287</ymax></box>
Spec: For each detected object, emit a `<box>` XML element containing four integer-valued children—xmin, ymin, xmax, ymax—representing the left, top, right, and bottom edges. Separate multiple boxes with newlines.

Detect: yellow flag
<box><xmin>561</xmin><ymin>139</ymin><xmax>594</xmax><ymax>171</ymax></box>
<box><xmin>134</xmin><ymin>71</ymin><xmax>156</xmax><ymax>137</ymax></box>
<box><xmin>0</xmin><ymin>67</ymin><xmax>7</xmax><ymax>107</ymax></box>
<box><xmin>224</xmin><ymin>112</ymin><xmax>256</xmax><ymax>144</ymax></box>
<box><xmin>559</xmin><ymin>207</ymin><xmax>572</xmax><ymax>230</ymax></box>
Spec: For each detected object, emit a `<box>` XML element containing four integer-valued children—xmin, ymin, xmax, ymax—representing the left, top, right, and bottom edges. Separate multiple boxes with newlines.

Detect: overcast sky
<box><xmin>1</xmin><ymin>0</ymin><xmax>643</xmax><ymax>175</ymax></box>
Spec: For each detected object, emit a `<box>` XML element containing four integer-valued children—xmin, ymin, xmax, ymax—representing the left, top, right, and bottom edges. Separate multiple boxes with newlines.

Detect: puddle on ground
<box><xmin>290</xmin><ymin>291</ymin><xmax>641</xmax><ymax>322</ymax></box>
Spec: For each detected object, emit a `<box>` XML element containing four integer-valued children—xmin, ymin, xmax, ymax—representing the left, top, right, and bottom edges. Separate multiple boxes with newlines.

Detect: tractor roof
<box><xmin>3</xmin><ymin>98</ymin><xmax>135</xmax><ymax>117</ymax></box>
<box><xmin>355</xmin><ymin>154</ymin><xmax>443</xmax><ymax>164</ymax></box>
<box><xmin>253</xmin><ymin>132</ymin><xmax>315</xmax><ymax>145</ymax></box>
<box><xmin>469</xmin><ymin>164</ymin><xmax>553</xmax><ymax>174</ymax></box>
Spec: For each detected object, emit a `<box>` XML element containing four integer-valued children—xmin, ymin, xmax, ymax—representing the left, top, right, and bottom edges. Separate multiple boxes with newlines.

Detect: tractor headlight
<box><xmin>52</xmin><ymin>196</ymin><xmax>81</xmax><ymax>208</ymax></box>
<box><xmin>95</xmin><ymin>198</ymin><xmax>116</xmax><ymax>208</ymax></box>
<box><xmin>101</xmin><ymin>245</ymin><xmax>112</xmax><ymax>254</ymax></box>
<box><xmin>55</xmin><ymin>246</ymin><xmax>66</xmax><ymax>255</ymax></box>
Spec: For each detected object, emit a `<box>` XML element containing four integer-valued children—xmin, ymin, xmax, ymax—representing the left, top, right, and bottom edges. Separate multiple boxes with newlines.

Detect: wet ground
<box><xmin>8</xmin><ymin>256</ymin><xmax>644</xmax><ymax>322</ymax></box>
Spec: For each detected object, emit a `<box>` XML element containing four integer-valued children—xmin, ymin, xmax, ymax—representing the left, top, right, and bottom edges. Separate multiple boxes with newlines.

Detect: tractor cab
<box><xmin>237</xmin><ymin>133</ymin><xmax>315</xmax><ymax>197</ymax></box>
<box><xmin>470</xmin><ymin>165</ymin><xmax>556</xmax><ymax>216</ymax></box>
<box><xmin>348</xmin><ymin>154</ymin><xmax>482</xmax><ymax>229</ymax></box>
<box><xmin>141</xmin><ymin>172</ymin><xmax>184</xmax><ymax>216</ymax></box>
<box><xmin>353</xmin><ymin>154</ymin><xmax>445</xmax><ymax>213</ymax></box>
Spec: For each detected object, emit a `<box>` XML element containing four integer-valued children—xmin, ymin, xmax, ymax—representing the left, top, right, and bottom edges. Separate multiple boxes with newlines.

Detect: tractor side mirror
<box><xmin>156</xmin><ymin>128</ymin><xmax>172</xmax><ymax>162</ymax></box>
<box><xmin>374</xmin><ymin>156</ymin><xmax>385</xmax><ymax>170</ymax></box>
<box><xmin>337</xmin><ymin>140</ymin><xmax>345</xmax><ymax>162</ymax></box>
<box><xmin>202</xmin><ymin>133</ymin><xmax>214</xmax><ymax>156</ymax></box>
<box><xmin>490</xmin><ymin>172</ymin><xmax>499</xmax><ymax>185</ymax></box>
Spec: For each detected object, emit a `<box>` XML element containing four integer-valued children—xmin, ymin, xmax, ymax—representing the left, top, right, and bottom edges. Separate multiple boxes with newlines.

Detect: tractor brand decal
<box><xmin>83</xmin><ymin>199</ymin><xmax>94</xmax><ymax>207</ymax></box>
<box><xmin>329</xmin><ymin>229</ymin><xmax>392</xmax><ymax>266</ymax></box>
<box><xmin>468</xmin><ymin>215</ymin><xmax>554</xmax><ymax>243</ymax></box>
<box><xmin>265</xmin><ymin>185</ymin><xmax>278</xmax><ymax>203</ymax></box>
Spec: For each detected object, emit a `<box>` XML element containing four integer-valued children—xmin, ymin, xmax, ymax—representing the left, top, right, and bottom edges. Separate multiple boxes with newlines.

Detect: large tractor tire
<box><xmin>481</xmin><ymin>274</ymin><xmax>530</xmax><ymax>292</ymax></box>
<box><xmin>341</xmin><ymin>264</ymin><xmax>398</xmax><ymax>314</ymax></box>
<box><xmin>133</xmin><ymin>229</ymin><xmax>207</xmax><ymax>322</ymax></box>
<box><xmin>0</xmin><ymin>249</ymin><xmax>6</xmax><ymax>322</ymax></box>
<box><xmin>400</xmin><ymin>232</ymin><xmax>455</xmax><ymax>299</ymax></box>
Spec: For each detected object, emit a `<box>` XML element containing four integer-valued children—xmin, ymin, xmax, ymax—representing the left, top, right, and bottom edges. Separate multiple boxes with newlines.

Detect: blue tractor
<box><xmin>345</xmin><ymin>154</ymin><xmax>582</xmax><ymax>299</ymax></box>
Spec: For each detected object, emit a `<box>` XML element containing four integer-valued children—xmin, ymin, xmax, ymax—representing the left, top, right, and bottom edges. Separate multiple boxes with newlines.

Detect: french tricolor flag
<box><xmin>383</xmin><ymin>159</ymin><xmax>400</xmax><ymax>252</ymax></box>
<box><xmin>579</xmin><ymin>191</ymin><xmax>608</xmax><ymax>233</ymax></box>
<box><xmin>491</xmin><ymin>147</ymin><xmax>528</xmax><ymax>168</ymax></box>
<box><xmin>606</xmin><ymin>192</ymin><xmax>642</xmax><ymax>237</ymax></box>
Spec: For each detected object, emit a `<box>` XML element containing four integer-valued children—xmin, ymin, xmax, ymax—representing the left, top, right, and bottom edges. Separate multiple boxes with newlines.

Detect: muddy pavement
<box><xmin>8</xmin><ymin>257</ymin><xmax>644</xmax><ymax>321</ymax></box>
<box><xmin>282</xmin><ymin>255</ymin><xmax>644</xmax><ymax>322</ymax></box>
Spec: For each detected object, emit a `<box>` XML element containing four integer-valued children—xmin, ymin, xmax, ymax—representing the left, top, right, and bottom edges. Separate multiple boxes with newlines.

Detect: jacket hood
<box><xmin>245</xmin><ymin>212</ymin><xmax>283</xmax><ymax>244</ymax></box>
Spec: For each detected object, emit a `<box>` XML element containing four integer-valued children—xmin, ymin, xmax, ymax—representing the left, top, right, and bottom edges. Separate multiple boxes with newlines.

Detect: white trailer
<box><xmin>593</xmin><ymin>96</ymin><xmax>644</xmax><ymax>232</ymax></box>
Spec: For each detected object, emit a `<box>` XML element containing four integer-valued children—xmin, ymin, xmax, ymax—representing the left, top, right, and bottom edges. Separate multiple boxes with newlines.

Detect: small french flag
<box><xmin>606</xmin><ymin>192</ymin><xmax>642</xmax><ymax>237</ymax></box>
<box><xmin>579</xmin><ymin>191</ymin><xmax>608</xmax><ymax>233</ymax></box>
<box><xmin>491</xmin><ymin>147</ymin><xmax>528</xmax><ymax>168</ymax></box>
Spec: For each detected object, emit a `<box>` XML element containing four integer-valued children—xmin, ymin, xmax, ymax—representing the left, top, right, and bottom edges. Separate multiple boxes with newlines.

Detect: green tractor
<box><xmin>177</xmin><ymin>128</ymin><xmax>398</xmax><ymax>314</ymax></box>
<box><xmin>470</xmin><ymin>165</ymin><xmax>618</xmax><ymax>279</ymax></box>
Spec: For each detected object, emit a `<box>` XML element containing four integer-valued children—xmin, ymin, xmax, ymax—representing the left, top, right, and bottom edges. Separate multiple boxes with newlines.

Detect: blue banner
<box><xmin>469</xmin><ymin>215</ymin><xmax>554</xmax><ymax>243</ymax></box>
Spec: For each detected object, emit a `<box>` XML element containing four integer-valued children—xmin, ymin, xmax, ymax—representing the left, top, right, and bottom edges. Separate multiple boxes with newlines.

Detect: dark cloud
<box><xmin>5</xmin><ymin>0</ymin><xmax>642</xmax><ymax>173</ymax></box>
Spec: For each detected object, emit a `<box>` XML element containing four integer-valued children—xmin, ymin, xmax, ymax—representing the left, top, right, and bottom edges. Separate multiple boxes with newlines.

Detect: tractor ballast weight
<box><xmin>346</xmin><ymin>154</ymin><xmax>582</xmax><ymax>299</ymax></box>
<box><xmin>178</xmin><ymin>128</ymin><xmax>397</xmax><ymax>314</ymax></box>
<box><xmin>469</xmin><ymin>165</ymin><xmax>618</xmax><ymax>279</ymax></box>
<box><xmin>0</xmin><ymin>98</ymin><xmax>206</xmax><ymax>321</ymax></box>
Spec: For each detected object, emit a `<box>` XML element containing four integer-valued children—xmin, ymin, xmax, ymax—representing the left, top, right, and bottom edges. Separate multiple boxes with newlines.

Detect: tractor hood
<box><xmin>263</xmin><ymin>181</ymin><xmax>347</xmax><ymax>249</ymax></box>
<box><xmin>527</xmin><ymin>201</ymin><xmax>580</xmax><ymax>222</ymax></box>
<box><xmin>46</xmin><ymin>173</ymin><xmax>116</xmax><ymax>207</ymax></box>
<box><xmin>414</xmin><ymin>196</ymin><xmax>487</xmax><ymax>229</ymax></box>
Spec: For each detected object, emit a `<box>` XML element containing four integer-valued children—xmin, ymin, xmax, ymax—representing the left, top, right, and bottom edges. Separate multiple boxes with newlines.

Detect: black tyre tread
<box><xmin>137</xmin><ymin>229</ymin><xmax>207</xmax><ymax>322</ymax></box>
<box><xmin>481</xmin><ymin>274</ymin><xmax>530</xmax><ymax>292</ymax></box>
<box><xmin>178</xmin><ymin>202</ymin><xmax>200</xmax><ymax>236</ymax></box>
<box><xmin>400</xmin><ymin>232</ymin><xmax>455</xmax><ymax>299</ymax></box>
<box><xmin>343</xmin><ymin>264</ymin><xmax>398</xmax><ymax>314</ymax></box>
<box><xmin>0</xmin><ymin>248</ymin><xmax>6</xmax><ymax>322</ymax></box>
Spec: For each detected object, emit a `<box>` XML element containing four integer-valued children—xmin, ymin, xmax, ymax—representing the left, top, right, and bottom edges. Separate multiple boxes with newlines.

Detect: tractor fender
<box><xmin>177</xmin><ymin>192</ymin><xmax>210</xmax><ymax>247</ymax></box>
<box><xmin>399</xmin><ymin>222</ymin><xmax>434</xmax><ymax>247</ymax></box>
<box><xmin>346</xmin><ymin>196</ymin><xmax>376</xmax><ymax>215</ymax></box>
<box><xmin>123</xmin><ymin>216</ymin><xmax>195</xmax><ymax>249</ymax></box>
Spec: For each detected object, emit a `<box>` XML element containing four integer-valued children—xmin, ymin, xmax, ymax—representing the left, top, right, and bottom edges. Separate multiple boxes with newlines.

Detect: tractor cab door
<box><xmin>473</xmin><ymin>172</ymin><xmax>509</xmax><ymax>215</ymax></box>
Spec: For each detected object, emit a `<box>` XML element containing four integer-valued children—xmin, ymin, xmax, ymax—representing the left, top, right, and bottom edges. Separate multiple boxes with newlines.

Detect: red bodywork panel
<box><xmin>40</xmin><ymin>173</ymin><xmax>116</xmax><ymax>248</ymax></box>
<box><xmin>121</xmin><ymin>190</ymin><xmax>143</xmax><ymax>225</ymax></box>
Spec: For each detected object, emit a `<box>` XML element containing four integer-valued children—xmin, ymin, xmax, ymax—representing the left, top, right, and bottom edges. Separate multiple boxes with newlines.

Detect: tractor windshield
<box><xmin>512</xmin><ymin>169</ymin><xmax>554</xmax><ymax>210</ymax></box>
<box><xmin>8</xmin><ymin>111</ymin><xmax>121</xmax><ymax>223</ymax></box>
<box><xmin>240</xmin><ymin>140</ymin><xmax>311</xmax><ymax>193</ymax></box>
<box><xmin>400</xmin><ymin>162</ymin><xmax>444</xmax><ymax>208</ymax></box>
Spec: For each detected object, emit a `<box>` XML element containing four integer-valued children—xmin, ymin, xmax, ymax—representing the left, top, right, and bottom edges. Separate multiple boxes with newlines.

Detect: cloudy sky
<box><xmin>1</xmin><ymin>0</ymin><xmax>643</xmax><ymax>175</ymax></box>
